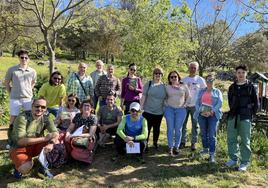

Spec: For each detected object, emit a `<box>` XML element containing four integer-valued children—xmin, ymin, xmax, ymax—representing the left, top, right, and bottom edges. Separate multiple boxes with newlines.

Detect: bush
<box><xmin>0</xmin><ymin>86</ymin><xmax>9</xmax><ymax>126</ymax></box>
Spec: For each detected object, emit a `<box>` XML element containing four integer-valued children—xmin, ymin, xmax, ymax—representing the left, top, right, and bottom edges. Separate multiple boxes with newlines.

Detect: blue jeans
<box><xmin>181</xmin><ymin>106</ymin><xmax>198</xmax><ymax>144</ymax></box>
<box><xmin>164</xmin><ymin>106</ymin><xmax>187</xmax><ymax>149</ymax></box>
<box><xmin>198</xmin><ymin>115</ymin><xmax>219</xmax><ymax>154</ymax></box>
<box><xmin>47</xmin><ymin>107</ymin><xmax>59</xmax><ymax>117</ymax></box>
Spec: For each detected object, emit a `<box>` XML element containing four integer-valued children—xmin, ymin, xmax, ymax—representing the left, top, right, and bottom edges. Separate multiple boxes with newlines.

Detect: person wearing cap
<box><xmin>193</xmin><ymin>74</ymin><xmax>223</xmax><ymax>163</ymax></box>
<box><xmin>114</xmin><ymin>102</ymin><xmax>148</xmax><ymax>162</ymax></box>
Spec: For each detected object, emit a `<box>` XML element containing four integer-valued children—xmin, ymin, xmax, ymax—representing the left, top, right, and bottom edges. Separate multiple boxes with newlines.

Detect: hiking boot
<box><xmin>191</xmin><ymin>143</ymin><xmax>197</xmax><ymax>151</ymax></box>
<box><xmin>6</xmin><ymin>144</ymin><xmax>11</xmax><ymax>150</ymax></box>
<box><xmin>137</xmin><ymin>156</ymin><xmax>146</xmax><ymax>164</ymax></box>
<box><xmin>173</xmin><ymin>148</ymin><xmax>179</xmax><ymax>155</ymax></box>
<box><xmin>179</xmin><ymin>142</ymin><xmax>185</xmax><ymax>149</ymax></box>
<box><xmin>37</xmin><ymin>167</ymin><xmax>54</xmax><ymax>179</ymax></box>
<box><xmin>153</xmin><ymin>143</ymin><xmax>159</xmax><ymax>150</ymax></box>
<box><xmin>169</xmin><ymin>148</ymin><xmax>174</xmax><ymax>156</ymax></box>
<box><xmin>238</xmin><ymin>164</ymin><xmax>248</xmax><ymax>171</ymax></box>
<box><xmin>13</xmin><ymin>168</ymin><xmax>22</xmax><ymax>179</ymax></box>
<box><xmin>145</xmin><ymin>145</ymin><xmax>149</xmax><ymax>153</ymax></box>
<box><xmin>225</xmin><ymin>159</ymin><xmax>238</xmax><ymax>167</ymax></box>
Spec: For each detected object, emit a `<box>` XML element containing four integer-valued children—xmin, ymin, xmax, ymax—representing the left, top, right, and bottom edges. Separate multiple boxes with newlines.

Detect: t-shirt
<box><xmin>38</xmin><ymin>82</ymin><xmax>66</xmax><ymax>108</ymax></box>
<box><xmin>97</xmin><ymin>105</ymin><xmax>123</xmax><ymax>125</ymax></box>
<box><xmin>142</xmin><ymin>81</ymin><xmax>166</xmax><ymax>115</ymax></box>
<box><xmin>56</xmin><ymin>106</ymin><xmax>80</xmax><ymax>131</ymax></box>
<box><xmin>5</xmin><ymin>65</ymin><xmax>37</xmax><ymax>99</ymax></box>
<box><xmin>165</xmin><ymin>84</ymin><xmax>190</xmax><ymax>108</ymax></box>
<box><xmin>182</xmin><ymin>75</ymin><xmax>206</xmax><ymax>107</ymax></box>
<box><xmin>72</xmin><ymin>113</ymin><xmax>97</xmax><ymax>133</ymax></box>
<box><xmin>10</xmin><ymin>111</ymin><xmax>57</xmax><ymax>148</ymax></box>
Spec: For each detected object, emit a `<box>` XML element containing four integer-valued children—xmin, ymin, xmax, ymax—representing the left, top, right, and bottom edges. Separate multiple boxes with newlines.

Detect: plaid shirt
<box><xmin>66</xmin><ymin>72</ymin><xmax>94</xmax><ymax>102</ymax></box>
<box><xmin>95</xmin><ymin>75</ymin><xmax>121</xmax><ymax>99</ymax></box>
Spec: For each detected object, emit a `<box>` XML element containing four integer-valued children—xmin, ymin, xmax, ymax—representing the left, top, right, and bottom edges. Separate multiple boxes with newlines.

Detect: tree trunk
<box><xmin>83</xmin><ymin>51</ymin><xmax>86</xmax><ymax>60</ymax></box>
<box><xmin>12</xmin><ymin>43</ymin><xmax>18</xmax><ymax>57</ymax></box>
<box><xmin>43</xmin><ymin>30</ymin><xmax>55</xmax><ymax>75</ymax></box>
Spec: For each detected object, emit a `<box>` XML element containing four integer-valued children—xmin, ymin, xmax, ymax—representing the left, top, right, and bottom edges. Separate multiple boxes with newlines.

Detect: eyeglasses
<box><xmin>170</xmin><ymin>76</ymin><xmax>178</xmax><ymax>79</ymax></box>
<box><xmin>68</xmin><ymin>99</ymin><xmax>75</xmax><ymax>102</ymax></box>
<box><xmin>34</xmin><ymin>105</ymin><xmax>46</xmax><ymax>109</ymax></box>
<box><xmin>130</xmin><ymin>68</ymin><xmax>136</xmax><ymax>72</ymax></box>
<box><xmin>83</xmin><ymin>104</ymin><xmax>91</xmax><ymax>108</ymax></box>
<box><xmin>53</xmin><ymin>77</ymin><xmax>61</xmax><ymax>81</ymax></box>
<box><xmin>20</xmin><ymin>56</ymin><xmax>28</xmax><ymax>60</ymax></box>
<box><xmin>130</xmin><ymin>109</ymin><xmax>139</xmax><ymax>113</ymax></box>
<box><xmin>206</xmin><ymin>79</ymin><xmax>215</xmax><ymax>83</ymax></box>
<box><xmin>190</xmin><ymin>66</ymin><xmax>197</xmax><ymax>70</ymax></box>
<box><xmin>154</xmin><ymin>72</ymin><xmax>162</xmax><ymax>75</ymax></box>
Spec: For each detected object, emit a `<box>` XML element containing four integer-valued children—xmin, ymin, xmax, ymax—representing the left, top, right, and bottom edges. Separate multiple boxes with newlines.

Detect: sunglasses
<box><xmin>206</xmin><ymin>79</ymin><xmax>215</xmax><ymax>83</ymax></box>
<box><xmin>130</xmin><ymin>68</ymin><xmax>136</xmax><ymax>72</ymax></box>
<box><xmin>170</xmin><ymin>76</ymin><xmax>178</xmax><ymax>79</ymax></box>
<box><xmin>20</xmin><ymin>56</ymin><xmax>28</xmax><ymax>60</ymax></box>
<box><xmin>130</xmin><ymin>109</ymin><xmax>139</xmax><ymax>113</ymax></box>
<box><xmin>53</xmin><ymin>77</ymin><xmax>61</xmax><ymax>80</ymax></box>
<box><xmin>34</xmin><ymin>105</ymin><xmax>46</xmax><ymax>109</ymax></box>
<box><xmin>154</xmin><ymin>72</ymin><xmax>162</xmax><ymax>75</ymax></box>
<box><xmin>68</xmin><ymin>99</ymin><xmax>75</xmax><ymax>102</ymax></box>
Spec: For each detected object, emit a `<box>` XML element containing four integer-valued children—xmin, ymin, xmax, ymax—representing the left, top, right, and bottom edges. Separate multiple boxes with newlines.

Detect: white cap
<box><xmin>129</xmin><ymin>102</ymin><xmax>141</xmax><ymax>111</ymax></box>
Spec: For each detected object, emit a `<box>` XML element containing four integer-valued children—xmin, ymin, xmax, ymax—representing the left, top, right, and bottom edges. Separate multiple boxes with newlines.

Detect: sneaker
<box><xmin>179</xmin><ymin>142</ymin><xmax>185</xmax><ymax>149</ymax></box>
<box><xmin>225</xmin><ymin>159</ymin><xmax>238</xmax><ymax>167</ymax></box>
<box><xmin>6</xmin><ymin>144</ymin><xmax>11</xmax><ymax>150</ymax></box>
<box><xmin>173</xmin><ymin>148</ymin><xmax>179</xmax><ymax>155</ymax></box>
<box><xmin>137</xmin><ymin>156</ymin><xmax>146</xmax><ymax>164</ymax></box>
<box><xmin>145</xmin><ymin>145</ymin><xmax>149</xmax><ymax>153</ymax></box>
<box><xmin>209</xmin><ymin>154</ymin><xmax>216</xmax><ymax>163</ymax></box>
<box><xmin>238</xmin><ymin>164</ymin><xmax>248</xmax><ymax>171</ymax></box>
<box><xmin>37</xmin><ymin>167</ymin><xmax>54</xmax><ymax>179</ymax></box>
<box><xmin>169</xmin><ymin>148</ymin><xmax>174</xmax><ymax>156</ymax></box>
<box><xmin>153</xmin><ymin>143</ymin><xmax>159</xmax><ymax>150</ymax></box>
<box><xmin>13</xmin><ymin>168</ymin><xmax>22</xmax><ymax>179</ymax></box>
<box><xmin>191</xmin><ymin>143</ymin><xmax>197</xmax><ymax>151</ymax></box>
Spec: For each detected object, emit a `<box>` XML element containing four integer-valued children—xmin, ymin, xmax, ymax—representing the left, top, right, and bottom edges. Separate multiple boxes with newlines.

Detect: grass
<box><xmin>0</xmin><ymin>57</ymin><xmax>267</xmax><ymax>187</ymax></box>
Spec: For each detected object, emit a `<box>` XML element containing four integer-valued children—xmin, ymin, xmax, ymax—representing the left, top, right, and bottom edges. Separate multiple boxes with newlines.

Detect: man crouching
<box><xmin>9</xmin><ymin>97</ymin><xmax>59</xmax><ymax>179</ymax></box>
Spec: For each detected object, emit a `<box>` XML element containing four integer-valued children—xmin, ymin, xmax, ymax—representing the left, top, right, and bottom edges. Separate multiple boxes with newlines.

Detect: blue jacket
<box><xmin>194</xmin><ymin>87</ymin><xmax>223</xmax><ymax>120</ymax></box>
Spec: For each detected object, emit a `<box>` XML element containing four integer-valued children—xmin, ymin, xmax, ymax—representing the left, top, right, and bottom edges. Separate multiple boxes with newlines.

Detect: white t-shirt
<box><xmin>182</xmin><ymin>75</ymin><xmax>206</xmax><ymax>107</ymax></box>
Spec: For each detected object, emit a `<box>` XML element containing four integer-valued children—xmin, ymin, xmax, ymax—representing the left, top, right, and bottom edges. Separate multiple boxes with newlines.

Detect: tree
<box><xmin>122</xmin><ymin>0</ymin><xmax>194</xmax><ymax>76</ymax></box>
<box><xmin>231</xmin><ymin>31</ymin><xmax>268</xmax><ymax>71</ymax></box>
<box><xmin>13</xmin><ymin>0</ymin><xmax>92</xmax><ymax>74</ymax></box>
<box><xmin>189</xmin><ymin>0</ymin><xmax>248</xmax><ymax>76</ymax></box>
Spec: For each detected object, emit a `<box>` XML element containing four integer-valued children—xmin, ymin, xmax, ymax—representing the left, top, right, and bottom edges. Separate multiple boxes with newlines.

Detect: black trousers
<box><xmin>114</xmin><ymin>135</ymin><xmax>146</xmax><ymax>156</ymax></box>
<box><xmin>142</xmin><ymin>112</ymin><xmax>163</xmax><ymax>145</ymax></box>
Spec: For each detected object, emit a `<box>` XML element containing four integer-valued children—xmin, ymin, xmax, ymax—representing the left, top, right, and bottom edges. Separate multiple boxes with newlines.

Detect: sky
<box><xmin>171</xmin><ymin>0</ymin><xmax>260</xmax><ymax>37</ymax></box>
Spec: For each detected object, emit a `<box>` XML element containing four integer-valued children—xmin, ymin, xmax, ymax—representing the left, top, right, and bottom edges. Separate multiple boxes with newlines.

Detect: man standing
<box><xmin>181</xmin><ymin>62</ymin><xmax>206</xmax><ymax>151</ymax></box>
<box><xmin>5</xmin><ymin>49</ymin><xmax>37</xmax><ymax>148</ymax></box>
<box><xmin>9</xmin><ymin>97</ymin><xmax>59</xmax><ymax>178</ymax></box>
<box><xmin>90</xmin><ymin>60</ymin><xmax>106</xmax><ymax>109</ymax></box>
<box><xmin>95</xmin><ymin>64</ymin><xmax>121</xmax><ymax>107</ymax></box>
<box><xmin>67</xmin><ymin>63</ymin><xmax>94</xmax><ymax>102</ymax></box>
<box><xmin>97</xmin><ymin>93</ymin><xmax>123</xmax><ymax>147</ymax></box>
<box><xmin>225</xmin><ymin>65</ymin><xmax>258</xmax><ymax>171</ymax></box>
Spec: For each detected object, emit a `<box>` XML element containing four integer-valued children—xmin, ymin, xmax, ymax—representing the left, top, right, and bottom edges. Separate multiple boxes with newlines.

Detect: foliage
<box><xmin>231</xmin><ymin>31</ymin><xmax>268</xmax><ymax>72</ymax></box>
<box><xmin>121</xmin><ymin>0</ymin><xmax>195</xmax><ymax>77</ymax></box>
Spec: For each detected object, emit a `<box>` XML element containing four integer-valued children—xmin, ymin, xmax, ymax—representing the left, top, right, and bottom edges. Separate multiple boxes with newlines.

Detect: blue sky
<box><xmin>171</xmin><ymin>0</ymin><xmax>260</xmax><ymax>37</ymax></box>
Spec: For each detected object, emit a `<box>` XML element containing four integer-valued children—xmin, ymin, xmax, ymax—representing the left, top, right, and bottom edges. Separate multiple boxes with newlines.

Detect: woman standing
<box><xmin>164</xmin><ymin>71</ymin><xmax>189</xmax><ymax>156</ymax></box>
<box><xmin>140</xmin><ymin>67</ymin><xmax>166</xmax><ymax>150</ymax></box>
<box><xmin>194</xmin><ymin>75</ymin><xmax>223</xmax><ymax>163</ymax></box>
<box><xmin>56</xmin><ymin>93</ymin><xmax>80</xmax><ymax>133</ymax></box>
<box><xmin>121</xmin><ymin>63</ymin><xmax>143</xmax><ymax>114</ymax></box>
<box><xmin>38</xmin><ymin>71</ymin><xmax>66</xmax><ymax>117</ymax></box>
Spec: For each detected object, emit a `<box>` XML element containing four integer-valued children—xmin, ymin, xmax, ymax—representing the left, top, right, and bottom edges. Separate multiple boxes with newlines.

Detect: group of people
<box><xmin>4</xmin><ymin>49</ymin><xmax>258</xmax><ymax>179</ymax></box>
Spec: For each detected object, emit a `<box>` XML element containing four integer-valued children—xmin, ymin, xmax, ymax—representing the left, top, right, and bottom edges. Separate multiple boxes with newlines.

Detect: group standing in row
<box><xmin>4</xmin><ymin>49</ymin><xmax>258</xmax><ymax>179</ymax></box>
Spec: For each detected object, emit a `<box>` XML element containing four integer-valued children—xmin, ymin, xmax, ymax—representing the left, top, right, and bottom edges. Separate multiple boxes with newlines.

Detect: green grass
<box><xmin>0</xmin><ymin>57</ymin><xmax>267</xmax><ymax>187</ymax></box>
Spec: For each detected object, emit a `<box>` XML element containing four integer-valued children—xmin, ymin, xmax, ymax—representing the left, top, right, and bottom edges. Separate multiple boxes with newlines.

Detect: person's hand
<box><xmin>128</xmin><ymin>84</ymin><xmax>135</xmax><ymax>91</ymax></box>
<box><xmin>65</xmin><ymin>134</ymin><xmax>71</xmax><ymax>143</ymax></box>
<box><xmin>98</xmin><ymin>96</ymin><xmax>102</xmax><ymax>101</ymax></box>
<box><xmin>127</xmin><ymin>141</ymin><xmax>134</xmax><ymax>147</ymax></box>
<box><xmin>124</xmin><ymin>136</ymin><xmax>134</xmax><ymax>143</ymax></box>
<box><xmin>44</xmin><ymin>143</ymin><xmax>54</xmax><ymax>153</ymax></box>
<box><xmin>45</xmin><ymin>133</ymin><xmax>54</xmax><ymax>141</ymax></box>
<box><xmin>201</xmin><ymin>112</ymin><xmax>209</xmax><ymax>117</ymax></box>
<box><xmin>209</xmin><ymin>111</ymin><xmax>214</xmax><ymax>116</ymax></box>
<box><xmin>100</xmin><ymin>125</ymin><xmax>107</xmax><ymax>133</ymax></box>
<box><xmin>89</xmin><ymin>135</ymin><xmax>95</xmax><ymax>143</ymax></box>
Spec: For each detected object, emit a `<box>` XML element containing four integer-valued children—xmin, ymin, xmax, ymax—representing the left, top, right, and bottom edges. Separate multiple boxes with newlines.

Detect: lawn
<box><xmin>0</xmin><ymin>57</ymin><xmax>267</xmax><ymax>188</ymax></box>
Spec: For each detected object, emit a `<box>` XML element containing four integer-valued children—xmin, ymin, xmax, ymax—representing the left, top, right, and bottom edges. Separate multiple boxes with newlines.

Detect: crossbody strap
<box><xmin>74</xmin><ymin>73</ymin><xmax>87</xmax><ymax>96</ymax></box>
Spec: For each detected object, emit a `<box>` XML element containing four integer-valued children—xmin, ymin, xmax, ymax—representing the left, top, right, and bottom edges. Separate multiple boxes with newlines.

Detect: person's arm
<box><xmin>251</xmin><ymin>84</ymin><xmax>259</xmax><ymax>115</ymax></box>
<box><xmin>227</xmin><ymin>84</ymin><xmax>233</xmax><ymax>108</ymax></box>
<box><xmin>212</xmin><ymin>89</ymin><xmax>223</xmax><ymax>114</ymax></box>
<box><xmin>88</xmin><ymin>77</ymin><xmax>94</xmax><ymax>99</ymax></box>
<box><xmin>116</xmin><ymin>116</ymin><xmax>127</xmax><ymax>140</ymax></box>
<box><xmin>4</xmin><ymin>80</ymin><xmax>11</xmax><ymax>94</ymax></box>
<box><xmin>116</xmin><ymin>78</ymin><xmax>121</xmax><ymax>97</ymax></box>
<box><xmin>184</xmin><ymin>84</ymin><xmax>190</xmax><ymax>107</ymax></box>
<box><xmin>134</xmin><ymin>77</ymin><xmax>143</xmax><ymax>93</ymax></box>
<box><xmin>31</xmin><ymin>70</ymin><xmax>37</xmax><ymax>89</ymax></box>
<box><xmin>134</xmin><ymin>118</ymin><xmax>148</xmax><ymax>140</ymax></box>
<box><xmin>105</xmin><ymin>112</ymin><xmax>123</xmax><ymax>129</ymax></box>
<box><xmin>95</xmin><ymin>76</ymin><xmax>102</xmax><ymax>98</ymax></box>
<box><xmin>66</xmin><ymin>73</ymin><xmax>75</xmax><ymax>94</ymax></box>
